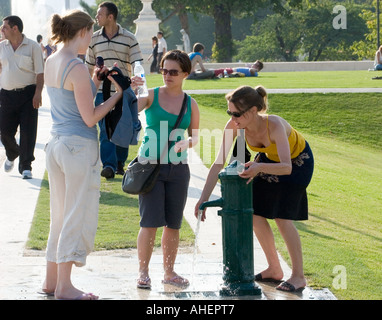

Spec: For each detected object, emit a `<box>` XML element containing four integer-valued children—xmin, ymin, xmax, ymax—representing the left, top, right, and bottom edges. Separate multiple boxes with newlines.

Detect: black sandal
<box><xmin>255</xmin><ymin>273</ymin><xmax>282</xmax><ymax>284</ymax></box>
<box><xmin>276</xmin><ymin>281</ymin><xmax>305</xmax><ymax>292</ymax></box>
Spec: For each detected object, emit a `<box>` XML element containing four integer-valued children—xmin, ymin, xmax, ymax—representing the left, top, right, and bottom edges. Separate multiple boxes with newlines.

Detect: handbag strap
<box><xmin>159</xmin><ymin>93</ymin><xmax>188</xmax><ymax>162</ymax></box>
<box><xmin>172</xmin><ymin>93</ymin><xmax>188</xmax><ymax>136</ymax></box>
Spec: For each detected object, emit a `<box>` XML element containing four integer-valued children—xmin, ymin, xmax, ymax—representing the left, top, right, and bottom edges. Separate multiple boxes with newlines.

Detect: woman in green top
<box><xmin>136</xmin><ymin>50</ymin><xmax>200</xmax><ymax>289</ymax></box>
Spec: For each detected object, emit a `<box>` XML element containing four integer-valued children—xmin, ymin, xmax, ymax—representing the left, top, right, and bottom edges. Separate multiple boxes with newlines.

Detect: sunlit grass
<box><xmin>146</xmin><ymin>70</ymin><xmax>382</xmax><ymax>91</ymax></box>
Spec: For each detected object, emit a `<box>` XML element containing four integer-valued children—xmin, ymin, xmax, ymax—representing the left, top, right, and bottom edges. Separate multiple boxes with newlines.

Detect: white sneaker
<box><xmin>4</xmin><ymin>159</ymin><xmax>14</xmax><ymax>172</ymax></box>
<box><xmin>22</xmin><ymin>170</ymin><xmax>33</xmax><ymax>179</ymax></box>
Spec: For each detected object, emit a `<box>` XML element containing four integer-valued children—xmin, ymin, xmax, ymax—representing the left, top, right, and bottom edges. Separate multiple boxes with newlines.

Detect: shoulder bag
<box><xmin>122</xmin><ymin>93</ymin><xmax>188</xmax><ymax>195</ymax></box>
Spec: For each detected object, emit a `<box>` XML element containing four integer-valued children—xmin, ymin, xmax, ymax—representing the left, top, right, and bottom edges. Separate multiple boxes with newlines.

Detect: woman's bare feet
<box><xmin>55</xmin><ymin>286</ymin><xmax>99</xmax><ymax>300</ymax></box>
<box><xmin>41</xmin><ymin>281</ymin><xmax>55</xmax><ymax>296</ymax></box>
<box><xmin>255</xmin><ymin>267</ymin><xmax>284</xmax><ymax>282</ymax></box>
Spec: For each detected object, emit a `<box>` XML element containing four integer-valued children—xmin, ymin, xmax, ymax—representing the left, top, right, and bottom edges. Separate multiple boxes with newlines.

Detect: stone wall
<box><xmin>203</xmin><ymin>60</ymin><xmax>374</xmax><ymax>72</ymax></box>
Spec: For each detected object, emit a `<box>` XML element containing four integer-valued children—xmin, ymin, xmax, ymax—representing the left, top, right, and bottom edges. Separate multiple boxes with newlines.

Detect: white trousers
<box><xmin>45</xmin><ymin>135</ymin><xmax>101</xmax><ymax>267</ymax></box>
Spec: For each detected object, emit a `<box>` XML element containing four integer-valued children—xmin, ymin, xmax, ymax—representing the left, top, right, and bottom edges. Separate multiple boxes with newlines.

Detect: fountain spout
<box><xmin>199</xmin><ymin>198</ymin><xmax>224</xmax><ymax>211</ymax></box>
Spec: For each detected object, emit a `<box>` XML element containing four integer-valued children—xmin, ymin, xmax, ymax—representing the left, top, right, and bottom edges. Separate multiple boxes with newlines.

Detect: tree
<box><xmin>189</xmin><ymin>0</ymin><xmax>254</xmax><ymax>62</ymax></box>
<box><xmin>300</xmin><ymin>1</ymin><xmax>368</xmax><ymax>61</ymax></box>
<box><xmin>189</xmin><ymin>0</ymin><xmax>305</xmax><ymax>62</ymax></box>
<box><xmin>351</xmin><ymin>0</ymin><xmax>381</xmax><ymax>60</ymax></box>
<box><xmin>234</xmin><ymin>11</ymin><xmax>304</xmax><ymax>62</ymax></box>
<box><xmin>152</xmin><ymin>0</ymin><xmax>192</xmax><ymax>35</ymax></box>
<box><xmin>235</xmin><ymin>0</ymin><xmax>368</xmax><ymax>62</ymax></box>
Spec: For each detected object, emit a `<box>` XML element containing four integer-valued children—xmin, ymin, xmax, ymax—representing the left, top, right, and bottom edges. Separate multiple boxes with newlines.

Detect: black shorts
<box><xmin>139</xmin><ymin>163</ymin><xmax>190</xmax><ymax>229</ymax></box>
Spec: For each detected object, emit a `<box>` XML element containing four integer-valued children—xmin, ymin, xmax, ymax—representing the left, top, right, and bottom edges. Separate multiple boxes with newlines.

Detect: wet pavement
<box><xmin>0</xmin><ymin>89</ymin><xmax>338</xmax><ymax>302</ymax></box>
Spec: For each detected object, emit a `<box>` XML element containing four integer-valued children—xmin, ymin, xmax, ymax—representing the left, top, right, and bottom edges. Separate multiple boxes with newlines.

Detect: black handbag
<box><xmin>122</xmin><ymin>93</ymin><xmax>188</xmax><ymax>195</ymax></box>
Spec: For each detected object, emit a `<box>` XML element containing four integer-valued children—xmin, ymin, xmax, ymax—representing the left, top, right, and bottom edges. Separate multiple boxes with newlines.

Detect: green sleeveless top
<box><xmin>138</xmin><ymin>87</ymin><xmax>192</xmax><ymax>163</ymax></box>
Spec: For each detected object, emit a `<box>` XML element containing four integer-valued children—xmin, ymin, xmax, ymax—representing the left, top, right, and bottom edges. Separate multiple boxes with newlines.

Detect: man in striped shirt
<box><xmin>86</xmin><ymin>1</ymin><xmax>143</xmax><ymax>179</ymax></box>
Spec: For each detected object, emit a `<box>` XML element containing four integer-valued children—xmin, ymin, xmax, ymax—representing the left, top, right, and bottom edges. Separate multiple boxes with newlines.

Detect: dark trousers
<box><xmin>0</xmin><ymin>85</ymin><xmax>38</xmax><ymax>174</ymax></box>
<box><xmin>157</xmin><ymin>53</ymin><xmax>163</xmax><ymax>73</ymax></box>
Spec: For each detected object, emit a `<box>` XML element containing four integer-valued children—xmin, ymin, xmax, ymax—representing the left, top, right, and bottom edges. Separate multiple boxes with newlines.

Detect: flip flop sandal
<box><xmin>162</xmin><ymin>275</ymin><xmax>190</xmax><ymax>288</ymax></box>
<box><xmin>137</xmin><ymin>277</ymin><xmax>151</xmax><ymax>289</ymax></box>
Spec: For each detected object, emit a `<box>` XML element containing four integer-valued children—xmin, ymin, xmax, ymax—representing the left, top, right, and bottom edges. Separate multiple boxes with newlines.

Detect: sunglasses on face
<box><xmin>226</xmin><ymin>109</ymin><xmax>246</xmax><ymax>118</ymax></box>
<box><xmin>159</xmin><ymin>68</ymin><xmax>182</xmax><ymax>76</ymax></box>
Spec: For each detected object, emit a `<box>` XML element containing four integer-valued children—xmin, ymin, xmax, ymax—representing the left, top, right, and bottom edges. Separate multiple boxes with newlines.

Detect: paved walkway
<box><xmin>0</xmin><ymin>88</ymin><xmax>350</xmax><ymax>301</ymax></box>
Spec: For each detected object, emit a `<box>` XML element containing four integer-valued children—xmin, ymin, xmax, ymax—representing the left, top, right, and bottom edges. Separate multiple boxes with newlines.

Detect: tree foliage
<box><xmin>188</xmin><ymin>0</ymin><xmax>304</xmax><ymax>62</ymax></box>
<box><xmin>351</xmin><ymin>0</ymin><xmax>381</xmax><ymax>59</ymax></box>
<box><xmin>152</xmin><ymin>0</ymin><xmax>193</xmax><ymax>34</ymax></box>
<box><xmin>235</xmin><ymin>0</ymin><xmax>369</xmax><ymax>62</ymax></box>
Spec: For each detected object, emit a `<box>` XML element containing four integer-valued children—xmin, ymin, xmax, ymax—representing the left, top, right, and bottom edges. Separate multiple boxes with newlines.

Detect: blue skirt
<box><xmin>252</xmin><ymin>142</ymin><xmax>314</xmax><ymax>221</ymax></box>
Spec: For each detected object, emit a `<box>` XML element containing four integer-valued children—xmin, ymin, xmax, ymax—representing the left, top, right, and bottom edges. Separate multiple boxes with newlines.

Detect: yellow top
<box><xmin>246</xmin><ymin>116</ymin><xmax>306</xmax><ymax>162</ymax></box>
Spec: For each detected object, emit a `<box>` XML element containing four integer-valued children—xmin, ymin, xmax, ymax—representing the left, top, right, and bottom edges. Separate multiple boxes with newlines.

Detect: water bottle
<box><xmin>224</xmin><ymin>69</ymin><xmax>228</xmax><ymax>78</ymax></box>
<box><xmin>134</xmin><ymin>61</ymin><xmax>148</xmax><ymax>97</ymax></box>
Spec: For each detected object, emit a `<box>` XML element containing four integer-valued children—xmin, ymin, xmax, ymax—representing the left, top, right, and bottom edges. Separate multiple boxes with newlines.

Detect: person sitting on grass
<box><xmin>374</xmin><ymin>45</ymin><xmax>382</xmax><ymax>71</ymax></box>
<box><xmin>187</xmin><ymin>43</ymin><xmax>213</xmax><ymax>80</ymax></box>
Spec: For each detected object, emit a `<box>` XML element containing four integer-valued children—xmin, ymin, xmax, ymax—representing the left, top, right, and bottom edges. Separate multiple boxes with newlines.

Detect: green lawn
<box><xmin>146</xmin><ymin>70</ymin><xmax>382</xmax><ymax>90</ymax></box>
<box><xmin>28</xmin><ymin>74</ymin><xmax>382</xmax><ymax>300</ymax></box>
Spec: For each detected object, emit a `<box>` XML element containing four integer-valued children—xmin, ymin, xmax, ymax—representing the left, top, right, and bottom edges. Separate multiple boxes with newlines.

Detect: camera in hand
<box><xmin>96</xmin><ymin>56</ymin><xmax>108</xmax><ymax>81</ymax></box>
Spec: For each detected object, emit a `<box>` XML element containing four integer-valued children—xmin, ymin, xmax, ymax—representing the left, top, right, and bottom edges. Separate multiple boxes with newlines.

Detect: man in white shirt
<box><xmin>0</xmin><ymin>16</ymin><xmax>44</xmax><ymax>179</ymax></box>
<box><xmin>156</xmin><ymin>31</ymin><xmax>167</xmax><ymax>73</ymax></box>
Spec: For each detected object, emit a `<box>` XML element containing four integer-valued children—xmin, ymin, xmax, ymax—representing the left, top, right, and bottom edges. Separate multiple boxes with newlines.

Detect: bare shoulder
<box><xmin>190</xmin><ymin>96</ymin><xmax>199</xmax><ymax>109</ymax></box>
<box><xmin>70</xmin><ymin>62</ymin><xmax>88</xmax><ymax>75</ymax></box>
<box><xmin>268</xmin><ymin>114</ymin><xmax>292</xmax><ymax>137</ymax></box>
<box><xmin>268</xmin><ymin>114</ymin><xmax>290</xmax><ymax>128</ymax></box>
<box><xmin>69</xmin><ymin>63</ymin><xmax>90</xmax><ymax>83</ymax></box>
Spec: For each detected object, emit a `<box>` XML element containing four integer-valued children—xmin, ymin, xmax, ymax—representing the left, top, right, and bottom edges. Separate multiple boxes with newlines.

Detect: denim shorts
<box><xmin>139</xmin><ymin>163</ymin><xmax>190</xmax><ymax>229</ymax></box>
